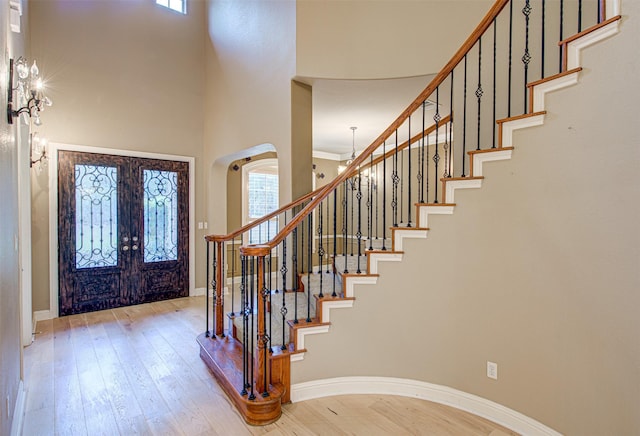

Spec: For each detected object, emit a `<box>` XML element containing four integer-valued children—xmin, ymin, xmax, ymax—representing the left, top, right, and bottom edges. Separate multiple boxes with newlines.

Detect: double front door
<box><xmin>58</xmin><ymin>151</ymin><xmax>189</xmax><ymax>316</ymax></box>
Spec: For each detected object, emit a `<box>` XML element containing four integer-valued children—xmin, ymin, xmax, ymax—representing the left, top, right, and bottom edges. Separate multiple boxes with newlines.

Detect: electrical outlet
<box><xmin>487</xmin><ymin>361</ymin><xmax>498</xmax><ymax>380</ymax></box>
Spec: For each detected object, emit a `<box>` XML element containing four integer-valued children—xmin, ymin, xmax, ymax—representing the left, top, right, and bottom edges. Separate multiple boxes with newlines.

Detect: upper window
<box><xmin>156</xmin><ymin>0</ymin><xmax>186</xmax><ymax>14</ymax></box>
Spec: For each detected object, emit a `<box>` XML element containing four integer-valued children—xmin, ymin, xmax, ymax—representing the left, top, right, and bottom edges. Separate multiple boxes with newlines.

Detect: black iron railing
<box><xmin>203</xmin><ymin>0</ymin><xmax>610</xmax><ymax>408</ymax></box>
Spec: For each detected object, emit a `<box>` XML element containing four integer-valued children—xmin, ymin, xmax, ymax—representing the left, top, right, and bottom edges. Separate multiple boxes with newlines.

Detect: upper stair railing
<box><xmin>202</xmin><ymin>0</ymin><xmax>615</xmax><ymax>423</ymax></box>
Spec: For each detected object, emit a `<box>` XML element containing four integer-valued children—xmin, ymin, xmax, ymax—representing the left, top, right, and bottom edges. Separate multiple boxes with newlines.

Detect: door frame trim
<box><xmin>48</xmin><ymin>142</ymin><xmax>196</xmax><ymax>318</ymax></box>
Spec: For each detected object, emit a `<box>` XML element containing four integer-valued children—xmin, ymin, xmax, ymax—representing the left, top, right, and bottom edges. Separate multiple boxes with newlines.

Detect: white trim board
<box><xmin>48</xmin><ymin>142</ymin><xmax>197</xmax><ymax>318</ymax></box>
<box><xmin>291</xmin><ymin>376</ymin><xmax>561</xmax><ymax>436</ymax></box>
<box><xmin>10</xmin><ymin>380</ymin><xmax>25</xmax><ymax>436</ymax></box>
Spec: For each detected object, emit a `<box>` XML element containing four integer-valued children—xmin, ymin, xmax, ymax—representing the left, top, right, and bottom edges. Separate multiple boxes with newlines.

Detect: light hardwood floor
<box><xmin>22</xmin><ymin>296</ymin><xmax>518</xmax><ymax>435</ymax></box>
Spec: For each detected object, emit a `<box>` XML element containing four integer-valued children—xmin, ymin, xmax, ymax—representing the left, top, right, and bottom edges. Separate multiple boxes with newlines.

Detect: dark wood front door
<box><xmin>58</xmin><ymin>151</ymin><xmax>189</xmax><ymax>316</ymax></box>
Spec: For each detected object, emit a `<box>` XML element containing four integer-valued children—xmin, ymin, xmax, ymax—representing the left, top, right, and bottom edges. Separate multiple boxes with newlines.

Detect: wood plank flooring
<box><xmin>22</xmin><ymin>296</ymin><xmax>518</xmax><ymax>435</ymax></box>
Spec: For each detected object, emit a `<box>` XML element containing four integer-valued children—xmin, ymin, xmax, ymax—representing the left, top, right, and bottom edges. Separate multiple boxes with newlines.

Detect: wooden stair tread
<box><xmin>197</xmin><ymin>333</ymin><xmax>284</xmax><ymax>425</ymax></box>
<box><xmin>314</xmin><ymin>294</ymin><xmax>355</xmax><ymax>302</ymax></box>
<box><xmin>527</xmin><ymin>68</ymin><xmax>582</xmax><ymax>88</ymax></box>
<box><xmin>391</xmin><ymin>226</ymin><xmax>429</xmax><ymax>231</ymax></box>
<box><xmin>496</xmin><ymin>111</ymin><xmax>546</xmax><ymax>124</ymax></box>
<box><xmin>441</xmin><ymin>176</ymin><xmax>484</xmax><ymax>182</ymax></box>
<box><xmin>340</xmin><ymin>272</ymin><xmax>379</xmax><ymax>278</ymax></box>
<box><xmin>416</xmin><ymin>202</ymin><xmax>457</xmax><ymax>207</ymax></box>
<box><xmin>558</xmin><ymin>16</ymin><xmax>622</xmax><ymax>47</ymax></box>
<box><xmin>467</xmin><ymin>147</ymin><xmax>514</xmax><ymax>155</ymax></box>
<box><xmin>286</xmin><ymin>318</ymin><xmax>329</xmax><ymax>329</ymax></box>
<box><xmin>366</xmin><ymin>249</ymin><xmax>404</xmax><ymax>255</ymax></box>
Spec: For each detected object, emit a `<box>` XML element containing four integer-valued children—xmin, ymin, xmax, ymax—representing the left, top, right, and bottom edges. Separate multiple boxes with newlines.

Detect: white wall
<box><xmin>0</xmin><ymin>0</ymin><xmax>29</xmax><ymax>433</ymax></box>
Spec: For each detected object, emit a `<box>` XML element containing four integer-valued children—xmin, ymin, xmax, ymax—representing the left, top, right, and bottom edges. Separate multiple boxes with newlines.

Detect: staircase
<box><xmin>198</xmin><ymin>0</ymin><xmax>622</xmax><ymax>426</ymax></box>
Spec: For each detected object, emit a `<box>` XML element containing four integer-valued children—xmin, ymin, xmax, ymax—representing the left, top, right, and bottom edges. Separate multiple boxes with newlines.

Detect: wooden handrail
<box><xmin>205</xmin><ymin>187</ymin><xmax>318</xmax><ymax>243</ymax></box>
<box><xmin>206</xmin><ymin>115</ymin><xmax>451</xmax><ymax>245</ymax></box>
<box><xmin>261</xmin><ymin>0</ymin><xmax>510</xmax><ymax>249</ymax></box>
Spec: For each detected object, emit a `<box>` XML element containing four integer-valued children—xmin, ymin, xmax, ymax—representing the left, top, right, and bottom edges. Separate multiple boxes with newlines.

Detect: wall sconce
<box><xmin>30</xmin><ymin>132</ymin><xmax>48</xmax><ymax>169</ymax></box>
<box><xmin>7</xmin><ymin>57</ymin><xmax>52</xmax><ymax>125</ymax></box>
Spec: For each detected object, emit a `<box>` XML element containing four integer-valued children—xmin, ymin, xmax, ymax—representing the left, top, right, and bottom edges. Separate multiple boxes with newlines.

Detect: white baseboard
<box><xmin>191</xmin><ymin>287</ymin><xmax>206</xmax><ymax>296</ymax></box>
<box><xmin>291</xmin><ymin>376</ymin><xmax>561</xmax><ymax>436</ymax></box>
<box><xmin>33</xmin><ymin>310</ymin><xmax>54</xmax><ymax>322</ymax></box>
<box><xmin>10</xmin><ymin>380</ymin><xmax>25</xmax><ymax>436</ymax></box>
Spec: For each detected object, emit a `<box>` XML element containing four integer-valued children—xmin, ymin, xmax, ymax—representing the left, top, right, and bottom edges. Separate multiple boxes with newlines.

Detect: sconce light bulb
<box><xmin>35</xmin><ymin>78</ymin><xmax>44</xmax><ymax>91</ymax></box>
<box><xmin>30</xmin><ymin>60</ymin><xmax>39</xmax><ymax>77</ymax></box>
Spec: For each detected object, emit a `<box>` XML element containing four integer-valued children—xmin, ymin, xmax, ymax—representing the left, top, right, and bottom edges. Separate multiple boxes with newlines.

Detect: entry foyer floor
<box><xmin>22</xmin><ymin>296</ymin><xmax>517</xmax><ymax>435</ymax></box>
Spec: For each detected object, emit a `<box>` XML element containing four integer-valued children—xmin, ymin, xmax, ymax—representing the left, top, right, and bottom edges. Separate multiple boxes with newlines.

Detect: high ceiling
<box><xmin>310</xmin><ymin>74</ymin><xmax>435</xmax><ymax>160</ymax></box>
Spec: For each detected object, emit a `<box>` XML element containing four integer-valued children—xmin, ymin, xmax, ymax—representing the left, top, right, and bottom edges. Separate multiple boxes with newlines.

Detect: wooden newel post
<box><xmin>240</xmin><ymin>244</ymin><xmax>271</xmax><ymax>396</ymax></box>
<box><xmin>215</xmin><ymin>241</ymin><xmax>225</xmax><ymax>336</ymax></box>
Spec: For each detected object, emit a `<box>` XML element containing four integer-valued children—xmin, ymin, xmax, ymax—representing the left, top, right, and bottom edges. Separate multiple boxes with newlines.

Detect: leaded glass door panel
<box><xmin>58</xmin><ymin>151</ymin><xmax>189</xmax><ymax>315</ymax></box>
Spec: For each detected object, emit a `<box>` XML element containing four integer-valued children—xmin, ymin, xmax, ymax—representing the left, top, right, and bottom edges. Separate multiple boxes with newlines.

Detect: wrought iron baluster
<box><xmin>342</xmin><ymin>181</ymin><xmax>348</xmax><ymax>272</ymax></box>
<box><xmin>307</xmin><ymin>214</ymin><xmax>312</xmax><ymax>322</ymax></box>
<box><xmin>357</xmin><ymin>167</ymin><xmax>363</xmax><ymax>273</ymax></box>
<box><xmin>293</xmin><ymin>226</ymin><xmax>299</xmax><ymax>323</ymax></box>
<box><xmin>449</xmin><ymin>70</ymin><xmax>455</xmax><ymax>174</ymax></box>
<box><xmin>476</xmin><ymin>36</ymin><xmax>483</xmax><ymax>151</ymax></box>
<box><xmin>522</xmin><ymin>0</ymin><xmax>532</xmax><ymax>114</ymax></box>
<box><xmin>231</xmin><ymin>239</ymin><xmax>236</xmax><ymax>315</ymax></box>
<box><xmin>206</xmin><ymin>241</ymin><xmax>211</xmax><ymax>337</ymax></box>
<box><xmin>382</xmin><ymin>141</ymin><xmax>387</xmax><ymax>250</ymax></box>
<box><xmin>400</xmin><ymin>147</ymin><xmax>404</xmax><ymax>225</ymax></box>
<box><xmin>248</xmin><ymin>256</ymin><xmax>256</xmax><ymax>400</ymax></box>
<box><xmin>598</xmin><ymin>0</ymin><xmax>603</xmax><ymax>23</ymax></box>
<box><xmin>508</xmin><ymin>0</ymin><xmax>514</xmax><ymax>117</ymax></box>
<box><xmin>240</xmin><ymin>254</ymin><xmax>248</xmax><ymax>395</ymax></box>
<box><xmin>301</xmin><ymin>214</ymin><xmax>305</xmax><ymax>273</ymax></box>
<box><xmin>267</xmin><ymin>252</ymin><xmax>272</xmax><ymax>352</ymax></box>
<box><xmin>368</xmin><ymin>153</ymin><xmax>374</xmax><ymax>250</ymax></box>
<box><xmin>462</xmin><ymin>55</ymin><xmax>468</xmax><ymax>177</ymax></box>
<box><xmin>212</xmin><ymin>242</ymin><xmax>218</xmax><ymax>337</ymax></box>
<box><xmin>374</xmin><ymin>163</ymin><xmax>379</xmax><ymax>241</ymax></box>
<box><xmin>318</xmin><ymin>200</ymin><xmax>324</xmax><ymax>298</ymax></box>
<box><xmin>541</xmin><ymin>0</ymin><xmax>546</xmax><ymax>79</ymax></box>
<box><xmin>493</xmin><ymin>19</ymin><xmax>497</xmax><ymax>146</ymax></box>
<box><xmin>325</xmin><ymin>197</ymin><xmax>330</xmax><ymax>273</ymax></box>
<box><xmin>433</xmin><ymin>87</ymin><xmax>441</xmax><ymax>202</ymax></box>
<box><xmin>280</xmin><ymin>237</ymin><xmax>287</xmax><ymax>350</ymax></box>
<box><xmin>350</xmin><ymin>176</ymin><xmax>355</xmax><ymax>256</ymax></box>
<box><xmin>559</xmin><ymin>0</ymin><xmax>564</xmax><ymax>73</ymax></box>
<box><xmin>392</xmin><ymin>130</ymin><xmax>399</xmax><ymax>226</ymax></box>
<box><xmin>219</xmin><ymin>244</ymin><xmax>226</xmax><ymax>338</ymax></box>
<box><xmin>333</xmin><ymin>187</ymin><xmax>338</xmax><ymax>296</ymax></box>
<box><xmin>260</xmin><ymin>255</ymin><xmax>270</xmax><ymax>397</ymax></box>
<box><xmin>407</xmin><ymin>117</ymin><xmax>412</xmax><ymax>227</ymax></box>
<box><xmin>578</xmin><ymin>0</ymin><xmax>583</xmax><ymax>32</ymax></box>
<box><xmin>420</xmin><ymin>101</ymin><xmax>426</xmax><ymax>203</ymax></box>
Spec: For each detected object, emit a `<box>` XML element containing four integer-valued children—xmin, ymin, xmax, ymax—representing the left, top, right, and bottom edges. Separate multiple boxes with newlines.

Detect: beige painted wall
<box><xmin>0</xmin><ymin>0</ymin><xmax>28</xmax><ymax>433</ymax></box>
<box><xmin>29</xmin><ymin>0</ymin><xmax>207</xmax><ymax>311</ymax></box>
<box><xmin>291</xmin><ymin>6</ymin><xmax>640</xmax><ymax>434</ymax></box>
<box><xmin>204</xmin><ymin>0</ymin><xmax>297</xmax><ymax>236</ymax></box>
<box><xmin>296</xmin><ymin>0</ymin><xmax>494</xmax><ymax>80</ymax></box>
